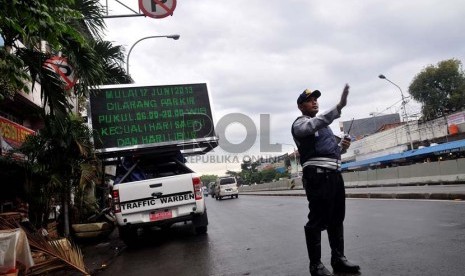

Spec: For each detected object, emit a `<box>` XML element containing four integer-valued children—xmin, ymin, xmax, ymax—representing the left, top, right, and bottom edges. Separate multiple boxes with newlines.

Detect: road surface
<box><xmin>97</xmin><ymin>196</ymin><xmax>465</xmax><ymax>276</ymax></box>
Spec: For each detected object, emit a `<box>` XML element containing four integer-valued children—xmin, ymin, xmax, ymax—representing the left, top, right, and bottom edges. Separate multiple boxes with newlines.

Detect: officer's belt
<box><xmin>302</xmin><ymin>157</ymin><xmax>341</xmax><ymax>171</ymax></box>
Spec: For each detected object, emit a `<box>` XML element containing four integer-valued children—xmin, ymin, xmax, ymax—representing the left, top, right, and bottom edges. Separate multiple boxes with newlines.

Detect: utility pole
<box><xmin>379</xmin><ymin>74</ymin><xmax>414</xmax><ymax>150</ymax></box>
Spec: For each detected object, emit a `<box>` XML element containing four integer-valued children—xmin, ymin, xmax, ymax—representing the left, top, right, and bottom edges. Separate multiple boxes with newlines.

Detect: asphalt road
<box><xmin>97</xmin><ymin>196</ymin><xmax>465</xmax><ymax>276</ymax></box>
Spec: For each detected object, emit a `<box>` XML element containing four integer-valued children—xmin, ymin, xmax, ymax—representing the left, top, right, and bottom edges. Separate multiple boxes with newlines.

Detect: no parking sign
<box><xmin>139</xmin><ymin>0</ymin><xmax>177</xmax><ymax>18</ymax></box>
<box><xmin>43</xmin><ymin>56</ymin><xmax>77</xmax><ymax>91</ymax></box>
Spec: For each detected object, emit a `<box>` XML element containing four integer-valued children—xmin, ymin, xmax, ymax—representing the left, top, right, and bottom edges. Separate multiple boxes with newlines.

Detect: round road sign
<box><xmin>43</xmin><ymin>56</ymin><xmax>77</xmax><ymax>90</ymax></box>
<box><xmin>139</xmin><ymin>0</ymin><xmax>177</xmax><ymax>19</ymax></box>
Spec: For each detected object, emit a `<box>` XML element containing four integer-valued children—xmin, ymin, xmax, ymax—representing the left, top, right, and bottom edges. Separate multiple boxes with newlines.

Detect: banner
<box><xmin>447</xmin><ymin>111</ymin><xmax>465</xmax><ymax>126</ymax></box>
<box><xmin>0</xmin><ymin>116</ymin><xmax>35</xmax><ymax>156</ymax></box>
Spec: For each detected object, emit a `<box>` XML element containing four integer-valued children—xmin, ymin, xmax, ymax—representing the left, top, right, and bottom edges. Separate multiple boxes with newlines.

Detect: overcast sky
<box><xmin>100</xmin><ymin>0</ymin><xmax>465</xmax><ymax>176</ymax></box>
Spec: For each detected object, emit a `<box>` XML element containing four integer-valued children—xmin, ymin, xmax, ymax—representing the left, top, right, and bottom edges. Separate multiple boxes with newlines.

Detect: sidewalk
<box><xmin>240</xmin><ymin>184</ymin><xmax>465</xmax><ymax>200</ymax></box>
<box><xmin>79</xmin><ymin>229</ymin><xmax>126</xmax><ymax>275</ymax></box>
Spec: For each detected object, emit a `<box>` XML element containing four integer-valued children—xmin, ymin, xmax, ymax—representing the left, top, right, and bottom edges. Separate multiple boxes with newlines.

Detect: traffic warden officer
<box><xmin>291</xmin><ymin>84</ymin><xmax>360</xmax><ymax>276</ymax></box>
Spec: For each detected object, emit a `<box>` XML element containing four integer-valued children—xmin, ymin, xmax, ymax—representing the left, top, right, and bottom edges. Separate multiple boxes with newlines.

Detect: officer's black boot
<box><xmin>304</xmin><ymin>226</ymin><xmax>333</xmax><ymax>276</ymax></box>
<box><xmin>328</xmin><ymin>224</ymin><xmax>360</xmax><ymax>273</ymax></box>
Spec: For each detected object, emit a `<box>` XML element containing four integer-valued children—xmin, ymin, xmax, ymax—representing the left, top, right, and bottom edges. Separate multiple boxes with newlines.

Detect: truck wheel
<box><xmin>236</xmin><ymin>194</ymin><xmax>239</xmax><ymax>198</ymax></box>
<box><xmin>193</xmin><ymin>210</ymin><xmax>209</xmax><ymax>235</ymax></box>
<box><xmin>195</xmin><ymin>225</ymin><xmax>208</xmax><ymax>234</ymax></box>
<box><xmin>160</xmin><ymin>223</ymin><xmax>172</xmax><ymax>232</ymax></box>
<box><xmin>118</xmin><ymin>226</ymin><xmax>138</xmax><ymax>246</ymax></box>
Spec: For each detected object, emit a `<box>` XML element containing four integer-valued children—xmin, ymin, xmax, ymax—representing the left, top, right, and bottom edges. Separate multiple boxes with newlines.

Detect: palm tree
<box><xmin>1</xmin><ymin>1</ymin><xmax>131</xmax><ymax>273</ymax></box>
<box><xmin>2</xmin><ymin>0</ymin><xmax>133</xmax><ymax>234</ymax></box>
<box><xmin>93</xmin><ymin>40</ymin><xmax>133</xmax><ymax>85</ymax></box>
<box><xmin>19</xmin><ymin>114</ymin><xmax>100</xmax><ymax>233</ymax></box>
<box><xmin>1</xmin><ymin>0</ymin><xmax>129</xmax><ymax>224</ymax></box>
<box><xmin>14</xmin><ymin>113</ymin><xmax>99</xmax><ymax>274</ymax></box>
<box><xmin>0</xmin><ymin>0</ymin><xmax>131</xmax><ymax>115</ymax></box>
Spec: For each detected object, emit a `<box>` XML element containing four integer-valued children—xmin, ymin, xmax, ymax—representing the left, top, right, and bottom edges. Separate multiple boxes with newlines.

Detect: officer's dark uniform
<box><xmin>292</xmin><ymin>93</ymin><xmax>359</xmax><ymax>276</ymax></box>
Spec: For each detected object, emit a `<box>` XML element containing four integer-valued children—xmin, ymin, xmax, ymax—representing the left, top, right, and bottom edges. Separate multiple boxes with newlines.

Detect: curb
<box><xmin>240</xmin><ymin>192</ymin><xmax>465</xmax><ymax>201</ymax></box>
<box><xmin>86</xmin><ymin>245</ymin><xmax>126</xmax><ymax>275</ymax></box>
<box><xmin>80</xmin><ymin>230</ymin><xmax>127</xmax><ymax>275</ymax></box>
<box><xmin>345</xmin><ymin>193</ymin><xmax>465</xmax><ymax>200</ymax></box>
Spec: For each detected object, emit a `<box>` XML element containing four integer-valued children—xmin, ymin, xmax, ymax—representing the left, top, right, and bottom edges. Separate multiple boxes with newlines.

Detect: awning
<box><xmin>342</xmin><ymin>139</ymin><xmax>465</xmax><ymax>170</ymax></box>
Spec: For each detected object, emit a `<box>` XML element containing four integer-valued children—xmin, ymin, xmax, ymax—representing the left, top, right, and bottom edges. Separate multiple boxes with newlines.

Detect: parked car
<box><xmin>214</xmin><ymin>177</ymin><xmax>239</xmax><ymax>200</ymax></box>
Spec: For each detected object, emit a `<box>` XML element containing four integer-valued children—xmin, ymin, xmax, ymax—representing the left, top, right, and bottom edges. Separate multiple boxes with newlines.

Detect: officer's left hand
<box><xmin>341</xmin><ymin>137</ymin><xmax>351</xmax><ymax>151</ymax></box>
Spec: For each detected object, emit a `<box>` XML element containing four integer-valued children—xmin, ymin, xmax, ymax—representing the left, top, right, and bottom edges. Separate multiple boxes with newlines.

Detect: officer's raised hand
<box><xmin>337</xmin><ymin>84</ymin><xmax>349</xmax><ymax>112</ymax></box>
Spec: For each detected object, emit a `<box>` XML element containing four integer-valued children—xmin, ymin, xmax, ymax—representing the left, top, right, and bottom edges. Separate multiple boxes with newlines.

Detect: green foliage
<box><xmin>92</xmin><ymin>40</ymin><xmax>133</xmax><ymax>85</ymax></box>
<box><xmin>261</xmin><ymin>169</ymin><xmax>276</xmax><ymax>183</ymax></box>
<box><xmin>248</xmin><ymin>171</ymin><xmax>262</xmax><ymax>184</ymax></box>
<box><xmin>200</xmin><ymin>174</ymin><xmax>218</xmax><ymax>185</ymax></box>
<box><xmin>241</xmin><ymin>158</ymin><xmax>259</xmax><ymax>172</ymax></box>
<box><xmin>238</xmin><ymin>157</ymin><xmax>291</xmax><ymax>184</ymax></box>
<box><xmin>73</xmin><ymin>0</ymin><xmax>106</xmax><ymax>40</ymax></box>
<box><xmin>0</xmin><ymin>0</ymin><xmax>87</xmax><ymax>94</ymax></box>
<box><xmin>0</xmin><ymin>49</ymin><xmax>31</xmax><ymax>98</ymax></box>
<box><xmin>0</xmin><ymin>0</ymin><xmax>131</xmax><ymax>231</ymax></box>
<box><xmin>0</xmin><ymin>0</ymin><xmax>131</xmax><ymax>115</ymax></box>
<box><xmin>408</xmin><ymin>59</ymin><xmax>465</xmax><ymax>120</ymax></box>
<box><xmin>275</xmin><ymin>171</ymin><xmax>290</xmax><ymax>179</ymax></box>
<box><xmin>225</xmin><ymin>170</ymin><xmax>240</xmax><ymax>177</ymax></box>
<box><xmin>0</xmin><ymin>0</ymin><xmax>84</xmax><ymax>48</ymax></box>
<box><xmin>17</xmin><ymin>114</ymin><xmax>101</xmax><ymax>225</ymax></box>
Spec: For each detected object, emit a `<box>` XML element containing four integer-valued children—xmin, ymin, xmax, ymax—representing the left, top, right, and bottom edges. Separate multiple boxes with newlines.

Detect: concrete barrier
<box><xmin>239</xmin><ymin>178</ymin><xmax>302</xmax><ymax>192</ymax></box>
<box><xmin>343</xmin><ymin>158</ymin><xmax>465</xmax><ymax>187</ymax></box>
<box><xmin>240</xmin><ymin>179</ymin><xmax>293</xmax><ymax>192</ymax></box>
<box><xmin>239</xmin><ymin>158</ymin><xmax>465</xmax><ymax>192</ymax></box>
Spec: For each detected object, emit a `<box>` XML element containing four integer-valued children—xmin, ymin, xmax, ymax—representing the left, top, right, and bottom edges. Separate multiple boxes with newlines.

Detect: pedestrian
<box><xmin>291</xmin><ymin>84</ymin><xmax>360</xmax><ymax>276</ymax></box>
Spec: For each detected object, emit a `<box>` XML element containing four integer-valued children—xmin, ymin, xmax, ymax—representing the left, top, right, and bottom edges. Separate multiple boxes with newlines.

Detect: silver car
<box><xmin>214</xmin><ymin>177</ymin><xmax>239</xmax><ymax>200</ymax></box>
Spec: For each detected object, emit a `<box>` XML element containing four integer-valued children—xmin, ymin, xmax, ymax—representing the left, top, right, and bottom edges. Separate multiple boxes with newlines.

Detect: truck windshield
<box><xmin>115</xmin><ymin>155</ymin><xmax>192</xmax><ymax>184</ymax></box>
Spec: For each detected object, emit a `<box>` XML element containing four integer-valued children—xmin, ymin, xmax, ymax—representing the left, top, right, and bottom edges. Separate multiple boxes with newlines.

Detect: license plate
<box><xmin>226</xmin><ymin>189</ymin><xmax>231</xmax><ymax>192</ymax></box>
<box><xmin>150</xmin><ymin>210</ymin><xmax>172</xmax><ymax>221</ymax></box>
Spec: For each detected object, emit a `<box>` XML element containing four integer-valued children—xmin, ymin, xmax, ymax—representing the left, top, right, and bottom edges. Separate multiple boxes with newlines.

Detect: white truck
<box><xmin>88</xmin><ymin>83</ymin><xmax>218</xmax><ymax>245</ymax></box>
<box><xmin>111</xmin><ymin>152</ymin><xmax>208</xmax><ymax>245</ymax></box>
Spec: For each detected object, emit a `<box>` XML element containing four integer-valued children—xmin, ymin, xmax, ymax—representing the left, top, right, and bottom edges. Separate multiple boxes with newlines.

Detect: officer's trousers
<box><xmin>302</xmin><ymin>166</ymin><xmax>346</xmax><ymax>231</ymax></box>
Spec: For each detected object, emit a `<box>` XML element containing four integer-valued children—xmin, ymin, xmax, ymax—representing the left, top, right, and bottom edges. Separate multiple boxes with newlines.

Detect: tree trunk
<box><xmin>63</xmin><ymin>187</ymin><xmax>70</xmax><ymax>237</ymax></box>
<box><xmin>64</xmin><ymin>201</ymin><xmax>69</xmax><ymax>237</ymax></box>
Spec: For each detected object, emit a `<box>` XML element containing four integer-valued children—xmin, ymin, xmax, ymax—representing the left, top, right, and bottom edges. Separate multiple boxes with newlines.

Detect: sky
<box><xmin>99</xmin><ymin>0</ymin><xmax>465</xmax><ymax>176</ymax></box>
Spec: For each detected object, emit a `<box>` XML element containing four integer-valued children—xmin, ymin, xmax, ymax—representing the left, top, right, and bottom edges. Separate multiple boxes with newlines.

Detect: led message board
<box><xmin>88</xmin><ymin>83</ymin><xmax>217</xmax><ymax>155</ymax></box>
